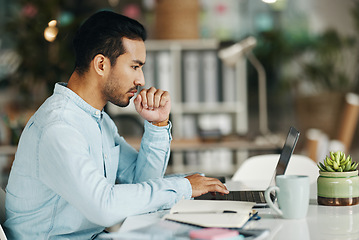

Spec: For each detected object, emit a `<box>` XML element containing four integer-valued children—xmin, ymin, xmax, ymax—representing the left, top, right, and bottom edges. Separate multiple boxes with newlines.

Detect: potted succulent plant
<box><xmin>317</xmin><ymin>151</ymin><xmax>359</xmax><ymax>206</ymax></box>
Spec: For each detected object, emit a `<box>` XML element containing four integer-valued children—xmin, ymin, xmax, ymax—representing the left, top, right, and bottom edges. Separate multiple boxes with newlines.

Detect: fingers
<box><xmin>159</xmin><ymin>91</ymin><xmax>170</xmax><ymax>108</ymax></box>
<box><xmin>140</xmin><ymin>87</ymin><xmax>154</xmax><ymax>110</ymax></box>
<box><xmin>135</xmin><ymin>87</ymin><xmax>171</xmax><ymax>123</ymax></box>
<box><xmin>138</xmin><ymin>88</ymin><xmax>149</xmax><ymax>109</ymax></box>
<box><xmin>185</xmin><ymin>174</ymin><xmax>229</xmax><ymax>198</ymax></box>
<box><xmin>138</xmin><ymin>87</ymin><xmax>169</xmax><ymax>110</ymax></box>
<box><xmin>205</xmin><ymin>178</ymin><xmax>229</xmax><ymax>194</ymax></box>
<box><xmin>134</xmin><ymin>94</ymin><xmax>142</xmax><ymax>110</ymax></box>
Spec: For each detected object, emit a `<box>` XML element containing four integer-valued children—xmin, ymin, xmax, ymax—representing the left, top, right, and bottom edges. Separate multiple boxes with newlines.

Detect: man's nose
<box><xmin>135</xmin><ymin>70</ymin><xmax>145</xmax><ymax>87</ymax></box>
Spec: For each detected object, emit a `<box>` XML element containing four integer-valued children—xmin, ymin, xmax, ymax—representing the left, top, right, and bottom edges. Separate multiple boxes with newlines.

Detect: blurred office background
<box><xmin>0</xmin><ymin>0</ymin><xmax>359</xmax><ymax>186</ymax></box>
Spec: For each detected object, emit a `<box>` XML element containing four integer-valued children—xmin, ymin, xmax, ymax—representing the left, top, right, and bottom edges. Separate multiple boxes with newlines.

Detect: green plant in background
<box><xmin>350</xmin><ymin>1</ymin><xmax>359</xmax><ymax>93</ymax></box>
<box><xmin>4</xmin><ymin>0</ymin><xmax>98</xmax><ymax>105</ymax></box>
<box><xmin>318</xmin><ymin>151</ymin><xmax>358</xmax><ymax>172</ymax></box>
<box><xmin>254</xmin><ymin>16</ymin><xmax>358</xmax><ymax>95</ymax></box>
<box><xmin>274</xmin><ymin>28</ymin><xmax>356</xmax><ymax>94</ymax></box>
<box><xmin>296</xmin><ymin>29</ymin><xmax>356</xmax><ymax>93</ymax></box>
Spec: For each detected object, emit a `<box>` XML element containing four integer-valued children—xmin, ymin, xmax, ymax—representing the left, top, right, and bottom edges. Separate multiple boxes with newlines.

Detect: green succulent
<box><xmin>318</xmin><ymin>151</ymin><xmax>358</xmax><ymax>172</ymax></box>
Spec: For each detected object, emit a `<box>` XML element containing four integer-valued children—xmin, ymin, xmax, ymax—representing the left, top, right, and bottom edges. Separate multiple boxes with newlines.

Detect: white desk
<box><xmin>106</xmin><ymin>181</ymin><xmax>359</xmax><ymax>240</ymax></box>
<box><xmin>248</xmin><ymin>203</ymin><xmax>359</xmax><ymax>240</ymax></box>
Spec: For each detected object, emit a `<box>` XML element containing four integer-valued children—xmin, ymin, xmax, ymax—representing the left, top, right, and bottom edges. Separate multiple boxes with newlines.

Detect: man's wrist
<box><xmin>151</xmin><ymin>117</ymin><xmax>169</xmax><ymax>127</ymax></box>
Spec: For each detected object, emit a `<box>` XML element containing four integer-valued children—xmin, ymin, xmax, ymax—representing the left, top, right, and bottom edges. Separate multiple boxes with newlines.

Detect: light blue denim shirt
<box><xmin>3</xmin><ymin>83</ymin><xmax>192</xmax><ymax>239</ymax></box>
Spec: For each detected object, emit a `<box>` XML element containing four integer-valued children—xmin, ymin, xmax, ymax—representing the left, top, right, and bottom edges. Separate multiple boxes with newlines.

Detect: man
<box><xmin>3</xmin><ymin>11</ymin><xmax>228</xmax><ymax>239</ymax></box>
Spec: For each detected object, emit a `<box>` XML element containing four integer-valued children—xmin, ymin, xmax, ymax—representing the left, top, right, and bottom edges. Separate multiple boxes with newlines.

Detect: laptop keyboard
<box><xmin>227</xmin><ymin>191</ymin><xmax>266</xmax><ymax>203</ymax></box>
<box><xmin>195</xmin><ymin>190</ymin><xmax>273</xmax><ymax>204</ymax></box>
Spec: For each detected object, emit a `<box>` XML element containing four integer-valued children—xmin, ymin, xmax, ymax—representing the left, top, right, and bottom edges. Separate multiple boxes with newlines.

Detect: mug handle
<box><xmin>264</xmin><ymin>186</ymin><xmax>283</xmax><ymax>216</ymax></box>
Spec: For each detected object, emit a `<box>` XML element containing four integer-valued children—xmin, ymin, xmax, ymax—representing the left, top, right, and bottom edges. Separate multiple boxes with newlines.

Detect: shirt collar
<box><xmin>54</xmin><ymin>82</ymin><xmax>103</xmax><ymax>120</ymax></box>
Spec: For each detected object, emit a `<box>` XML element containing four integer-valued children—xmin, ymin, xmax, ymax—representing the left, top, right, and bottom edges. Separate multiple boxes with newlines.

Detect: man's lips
<box><xmin>128</xmin><ymin>88</ymin><xmax>138</xmax><ymax>97</ymax></box>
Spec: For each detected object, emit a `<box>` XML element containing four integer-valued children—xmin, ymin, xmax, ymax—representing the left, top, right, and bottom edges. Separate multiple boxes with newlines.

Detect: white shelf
<box><xmin>106</xmin><ymin>39</ymin><xmax>250</xmax><ymax>175</ymax></box>
<box><xmin>107</xmin><ymin>102</ymin><xmax>244</xmax><ymax>116</ymax></box>
<box><xmin>175</xmin><ymin>102</ymin><xmax>244</xmax><ymax>114</ymax></box>
<box><xmin>145</xmin><ymin>39</ymin><xmax>219</xmax><ymax>51</ymax></box>
<box><xmin>125</xmin><ymin>137</ymin><xmax>281</xmax><ymax>177</ymax></box>
<box><xmin>106</xmin><ymin>39</ymin><xmax>248</xmax><ymax>137</ymax></box>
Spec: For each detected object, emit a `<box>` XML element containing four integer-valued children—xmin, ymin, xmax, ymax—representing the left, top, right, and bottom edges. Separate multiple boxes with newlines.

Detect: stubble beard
<box><xmin>107</xmin><ymin>90</ymin><xmax>131</xmax><ymax>108</ymax></box>
<box><xmin>103</xmin><ymin>78</ymin><xmax>134</xmax><ymax>108</ymax></box>
<box><xmin>110</xmin><ymin>95</ymin><xmax>131</xmax><ymax>108</ymax></box>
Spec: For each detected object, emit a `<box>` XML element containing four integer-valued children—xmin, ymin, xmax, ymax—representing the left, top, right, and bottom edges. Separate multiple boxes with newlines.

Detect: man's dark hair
<box><xmin>73</xmin><ymin>11</ymin><xmax>147</xmax><ymax>75</ymax></box>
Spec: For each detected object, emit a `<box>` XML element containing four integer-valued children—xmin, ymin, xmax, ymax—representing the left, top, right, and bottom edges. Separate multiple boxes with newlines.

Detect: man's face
<box><xmin>103</xmin><ymin>37</ymin><xmax>146</xmax><ymax>107</ymax></box>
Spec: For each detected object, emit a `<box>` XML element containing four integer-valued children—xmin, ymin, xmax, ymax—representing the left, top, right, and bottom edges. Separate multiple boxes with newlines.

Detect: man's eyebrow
<box><xmin>132</xmin><ymin>59</ymin><xmax>145</xmax><ymax>66</ymax></box>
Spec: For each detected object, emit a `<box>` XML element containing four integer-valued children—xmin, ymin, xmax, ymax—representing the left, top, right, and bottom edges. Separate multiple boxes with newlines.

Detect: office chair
<box><xmin>232</xmin><ymin>154</ymin><xmax>319</xmax><ymax>185</ymax></box>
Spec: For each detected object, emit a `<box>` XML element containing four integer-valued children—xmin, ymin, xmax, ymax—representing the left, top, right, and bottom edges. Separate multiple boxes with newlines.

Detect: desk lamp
<box><xmin>218</xmin><ymin>36</ymin><xmax>269</xmax><ymax>135</ymax></box>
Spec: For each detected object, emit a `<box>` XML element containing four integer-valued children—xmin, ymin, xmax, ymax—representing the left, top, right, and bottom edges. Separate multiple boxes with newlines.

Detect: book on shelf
<box><xmin>156</xmin><ymin>51</ymin><xmax>173</xmax><ymax>98</ymax></box>
<box><xmin>183</xmin><ymin>51</ymin><xmax>201</xmax><ymax>103</ymax></box>
<box><xmin>198</xmin><ymin>114</ymin><xmax>232</xmax><ymax>136</ymax></box>
<box><xmin>184</xmin><ymin>152</ymin><xmax>199</xmax><ymax>171</ymax></box>
<box><xmin>222</xmin><ymin>63</ymin><xmax>236</xmax><ymax>103</ymax></box>
<box><xmin>198</xmin><ymin>149</ymin><xmax>233</xmax><ymax>175</ymax></box>
<box><xmin>143</xmin><ymin>51</ymin><xmax>155</xmax><ymax>89</ymax></box>
<box><xmin>182</xmin><ymin>115</ymin><xmax>197</xmax><ymax>138</ymax></box>
<box><xmin>202</xmin><ymin>50</ymin><xmax>219</xmax><ymax>103</ymax></box>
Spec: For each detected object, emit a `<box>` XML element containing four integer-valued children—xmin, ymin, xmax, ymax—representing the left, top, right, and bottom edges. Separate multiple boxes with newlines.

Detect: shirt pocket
<box><xmin>105</xmin><ymin>145</ymin><xmax>120</xmax><ymax>184</ymax></box>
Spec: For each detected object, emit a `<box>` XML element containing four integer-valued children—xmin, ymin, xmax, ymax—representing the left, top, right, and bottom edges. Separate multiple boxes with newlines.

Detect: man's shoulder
<box><xmin>34</xmin><ymin>94</ymin><xmax>91</xmax><ymax>131</ymax></box>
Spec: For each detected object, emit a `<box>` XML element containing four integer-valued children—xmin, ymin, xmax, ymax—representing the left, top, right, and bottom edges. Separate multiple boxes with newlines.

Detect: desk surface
<box><xmin>247</xmin><ymin>203</ymin><xmax>359</xmax><ymax>240</ymax></box>
<box><xmin>109</xmin><ymin>180</ymin><xmax>359</xmax><ymax>240</ymax></box>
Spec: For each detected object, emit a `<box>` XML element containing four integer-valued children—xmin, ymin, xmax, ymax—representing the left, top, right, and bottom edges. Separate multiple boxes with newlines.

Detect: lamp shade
<box><xmin>218</xmin><ymin>36</ymin><xmax>257</xmax><ymax>67</ymax></box>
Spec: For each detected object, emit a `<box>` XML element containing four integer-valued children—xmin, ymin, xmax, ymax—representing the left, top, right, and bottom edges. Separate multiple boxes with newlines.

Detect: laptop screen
<box><xmin>275</xmin><ymin>126</ymin><xmax>300</xmax><ymax>176</ymax></box>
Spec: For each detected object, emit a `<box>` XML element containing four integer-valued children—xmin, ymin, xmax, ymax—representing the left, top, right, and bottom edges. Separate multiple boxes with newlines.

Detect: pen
<box><xmin>172</xmin><ymin>210</ymin><xmax>238</xmax><ymax>214</ymax></box>
<box><xmin>248</xmin><ymin>211</ymin><xmax>261</xmax><ymax>221</ymax></box>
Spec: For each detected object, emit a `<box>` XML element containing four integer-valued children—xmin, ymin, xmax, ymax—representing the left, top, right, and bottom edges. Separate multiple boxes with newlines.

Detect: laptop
<box><xmin>194</xmin><ymin>126</ymin><xmax>300</xmax><ymax>206</ymax></box>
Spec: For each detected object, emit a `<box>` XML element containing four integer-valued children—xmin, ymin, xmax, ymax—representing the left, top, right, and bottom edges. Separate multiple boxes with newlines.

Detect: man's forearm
<box><xmin>133</xmin><ymin>120</ymin><xmax>172</xmax><ymax>183</ymax></box>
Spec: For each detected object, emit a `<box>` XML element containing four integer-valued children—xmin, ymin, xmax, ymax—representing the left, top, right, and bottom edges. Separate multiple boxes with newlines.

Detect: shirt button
<box><xmin>95</xmin><ymin>110</ymin><xmax>100</xmax><ymax>115</ymax></box>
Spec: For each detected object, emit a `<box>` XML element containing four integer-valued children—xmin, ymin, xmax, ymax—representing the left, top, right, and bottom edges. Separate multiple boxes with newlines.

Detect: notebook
<box><xmin>163</xmin><ymin>199</ymin><xmax>255</xmax><ymax>228</ymax></box>
<box><xmin>194</xmin><ymin>126</ymin><xmax>300</xmax><ymax>206</ymax></box>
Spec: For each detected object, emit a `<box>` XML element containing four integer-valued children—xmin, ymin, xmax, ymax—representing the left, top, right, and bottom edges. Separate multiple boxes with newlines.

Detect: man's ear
<box><xmin>93</xmin><ymin>54</ymin><xmax>109</xmax><ymax>77</ymax></box>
